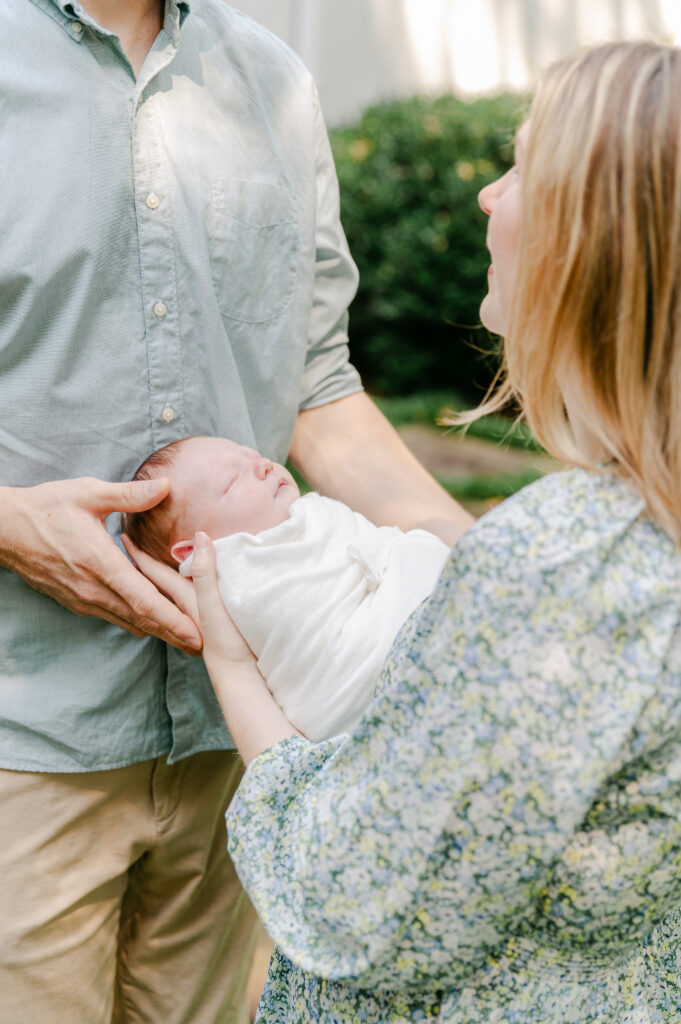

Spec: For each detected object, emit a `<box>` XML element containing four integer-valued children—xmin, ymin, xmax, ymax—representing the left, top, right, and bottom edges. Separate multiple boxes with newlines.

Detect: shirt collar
<box><xmin>37</xmin><ymin>1</ymin><xmax>191</xmax><ymax>44</ymax></box>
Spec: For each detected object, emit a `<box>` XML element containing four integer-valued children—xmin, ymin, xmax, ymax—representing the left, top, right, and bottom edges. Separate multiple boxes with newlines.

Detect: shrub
<box><xmin>330</xmin><ymin>92</ymin><xmax>527</xmax><ymax>399</ymax></box>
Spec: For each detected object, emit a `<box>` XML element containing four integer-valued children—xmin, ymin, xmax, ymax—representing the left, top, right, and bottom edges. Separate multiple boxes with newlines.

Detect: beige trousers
<box><xmin>0</xmin><ymin>750</ymin><xmax>258</xmax><ymax>1024</ymax></box>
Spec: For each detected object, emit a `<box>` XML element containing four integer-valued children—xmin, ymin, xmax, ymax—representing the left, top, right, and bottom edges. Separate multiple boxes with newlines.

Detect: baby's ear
<box><xmin>170</xmin><ymin>539</ymin><xmax>195</xmax><ymax>565</ymax></box>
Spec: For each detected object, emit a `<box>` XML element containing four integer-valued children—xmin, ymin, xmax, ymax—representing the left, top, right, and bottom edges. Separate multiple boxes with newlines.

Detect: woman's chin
<box><xmin>479</xmin><ymin>294</ymin><xmax>504</xmax><ymax>335</ymax></box>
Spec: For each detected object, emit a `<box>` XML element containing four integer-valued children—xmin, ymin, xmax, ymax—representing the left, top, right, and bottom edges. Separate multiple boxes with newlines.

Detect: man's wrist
<box><xmin>0</xmin><ymin>485</ymin><xmax>28</xmax><ymax>568</ymax></box>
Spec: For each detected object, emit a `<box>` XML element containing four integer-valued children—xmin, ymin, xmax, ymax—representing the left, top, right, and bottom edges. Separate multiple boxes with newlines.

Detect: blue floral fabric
<box><xmin>226</xmin><ymin>467</ymin><xmax>681</xmax><ymax>1022</ymax></box>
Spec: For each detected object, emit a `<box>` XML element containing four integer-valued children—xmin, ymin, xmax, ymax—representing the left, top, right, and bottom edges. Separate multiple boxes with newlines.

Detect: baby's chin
<box><xmin>263</xmin><ymin>488</ymin><xmax>300</xmax><ymax>531</ymax></box>
<box><xmin>286</xmin><ymin>481</ymin><xmax>301</xmax><ymax>506</ymax></box>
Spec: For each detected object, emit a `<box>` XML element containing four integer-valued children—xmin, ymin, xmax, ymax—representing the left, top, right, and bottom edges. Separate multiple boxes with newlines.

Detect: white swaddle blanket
<box><xmin>181</xmin><ymin>493</ymin><xmax>449</xmax><ymax>741</ymax></box>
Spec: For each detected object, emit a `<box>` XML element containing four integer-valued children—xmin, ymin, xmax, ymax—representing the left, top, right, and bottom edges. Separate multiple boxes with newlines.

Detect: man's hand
<box><xmin>0</xmin><ymin>476</ymin><xmax>202</xmax><ymax>654</ymax></box>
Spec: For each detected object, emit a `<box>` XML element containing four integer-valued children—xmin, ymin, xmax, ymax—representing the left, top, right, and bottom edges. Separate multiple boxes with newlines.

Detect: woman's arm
<box><xmin>219</xmin><ymin>475</ymin><xmax>667</xmax><ymax>991</ymax></box>
<box><xmin>123</xmin><ymin>532</ymin><xmax>301</xmax><ymax>764</ymax></box>
<box><xmin>189</xmin><ymin>533</ymin><xmax>301</xmax><ymax>763</ymax></box>
<box><xmin>130</xmin><ymin>476</ymin><xmax>673</xmax><ymax>993</ymax></box>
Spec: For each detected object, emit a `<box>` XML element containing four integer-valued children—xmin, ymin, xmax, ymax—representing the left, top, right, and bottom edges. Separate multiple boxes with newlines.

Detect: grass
<box><xmin>435</xmin><ymin>467</ymin><xmax>545</xmax><ymax>503</ymax></box>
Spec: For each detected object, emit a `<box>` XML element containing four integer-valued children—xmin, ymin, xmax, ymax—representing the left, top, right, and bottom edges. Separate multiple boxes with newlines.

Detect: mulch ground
<box><xmin>397</xmin><ymin>423</ymin><xmax>558</xmax><ymax>515</ymax></box>
<box><xmin>397</xmin><ymin>423</ymin><xmax>556</xmax><ymax>477</ymax></box>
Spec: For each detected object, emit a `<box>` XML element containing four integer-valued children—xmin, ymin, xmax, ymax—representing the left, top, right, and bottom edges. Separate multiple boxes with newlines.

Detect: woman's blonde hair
<box><xmin>471</xmin><ymin>41</ymin><xmax>681</xmax><ymax>540</ymax></box>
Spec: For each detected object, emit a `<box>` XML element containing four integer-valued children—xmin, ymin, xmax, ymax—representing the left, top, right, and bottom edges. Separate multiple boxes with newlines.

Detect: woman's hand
<box><xmin>192</xmin><ymin>532</ymin><xmax>301</xmax><ymax>762</ymax></box>
<box><xmin>127</xmin><ymin>530</ymin><xmax>300</xmax><ymax>764</ymax></box>
<box><xmin>121</xmin><ymin>533</ymin><xmax>201</xmax><ymax>639</ymax></box>
<box><xmin>122</xmin><ymin>531</ymin><xmax>256</xmax><ymax>668</ymax></box>
<box><xmin>188</xmin><ymin>531</ymin><xmax>258</xmax><ymax>670</ymax></box>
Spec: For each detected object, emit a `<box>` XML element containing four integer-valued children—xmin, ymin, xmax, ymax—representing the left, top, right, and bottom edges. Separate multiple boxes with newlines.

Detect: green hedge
<box><xmin>330</xmin><ymin>92</ymin><xmax>527</xmax><ymax>399</ymax></box>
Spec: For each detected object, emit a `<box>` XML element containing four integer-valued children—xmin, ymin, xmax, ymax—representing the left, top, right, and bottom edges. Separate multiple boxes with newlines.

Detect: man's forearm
<box><xmin>289</xmin><ymin>391</ymin><xmax>474</xmax><ymax>546</ymax></box>
<box><xmin>0</xmin><ymin>485</ymin><xmax>23</xmax><ymax>569</ymax></box>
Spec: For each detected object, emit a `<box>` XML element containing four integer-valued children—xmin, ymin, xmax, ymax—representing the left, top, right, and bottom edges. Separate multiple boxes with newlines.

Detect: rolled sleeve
<box><xmin>298</xmin><ymin>83</ymin><xmax>363</xmax><ymax>410</ymax></box>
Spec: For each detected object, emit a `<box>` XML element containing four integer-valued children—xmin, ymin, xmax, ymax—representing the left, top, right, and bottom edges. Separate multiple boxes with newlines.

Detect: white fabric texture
<box><xmin>181</xmin><ymin>494</ymin><xmax>450</xmax><ymax>740</ymax></box>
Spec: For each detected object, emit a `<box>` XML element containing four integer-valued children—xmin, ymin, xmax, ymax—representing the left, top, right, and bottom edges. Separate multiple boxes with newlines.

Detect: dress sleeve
<box><xmin>298</xmin><ymin>80</ymin><xmax>363</xmax><ymax>410</ymax></box>
<box><xmin>226</xmin><ymin>491</ymin><xmax>662</xmax><ymax>991</ymax></box>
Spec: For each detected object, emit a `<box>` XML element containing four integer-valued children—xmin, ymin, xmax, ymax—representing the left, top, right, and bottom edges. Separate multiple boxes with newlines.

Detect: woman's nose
<box><xmin>479</xmin><ymin>167</ymin><xmax>512</xmax><ymax>215</ymax></box>
<box><xmin>478</xmin><ymin>182</ymin><xmax>494</xmax><ymax>215</ymax></box>
<box><xmin>254</xmin><ymin>458</ymin><xmax>274</xmax><ymax>480</ymax></box>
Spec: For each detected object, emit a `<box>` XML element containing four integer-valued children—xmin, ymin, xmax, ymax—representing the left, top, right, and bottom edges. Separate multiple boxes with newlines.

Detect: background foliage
<box><xmin>330</xmin><ymin>92</ymin><xmax>527</xmax><ymax>400</ymax></box>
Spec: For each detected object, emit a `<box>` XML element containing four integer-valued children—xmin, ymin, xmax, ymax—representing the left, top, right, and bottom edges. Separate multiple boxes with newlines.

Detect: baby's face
<box><xmin>169</xmin><ymin>436</ymin><xmax>300</xmax><ymax>553</ymax></box>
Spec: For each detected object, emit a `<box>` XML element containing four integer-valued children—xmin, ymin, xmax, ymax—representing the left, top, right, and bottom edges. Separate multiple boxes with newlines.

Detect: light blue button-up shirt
<box><xmin>0</xmin><ymin>0</ymin><xmax>361</xmax><ymax>771</ymax></box>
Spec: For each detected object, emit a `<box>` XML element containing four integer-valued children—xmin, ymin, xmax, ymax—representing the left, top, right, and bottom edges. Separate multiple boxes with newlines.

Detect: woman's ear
<box><xmin>171</xmin><ymin>539</ymin><xmax>195</xmax><ymax>565</ymax></box>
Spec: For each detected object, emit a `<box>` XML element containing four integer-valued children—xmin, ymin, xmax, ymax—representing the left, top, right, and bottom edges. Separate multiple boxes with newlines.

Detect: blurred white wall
<box><xmin>230</xmin><ymin>0</ymin><xmax>681</xmax><ymax>124</ymax></box>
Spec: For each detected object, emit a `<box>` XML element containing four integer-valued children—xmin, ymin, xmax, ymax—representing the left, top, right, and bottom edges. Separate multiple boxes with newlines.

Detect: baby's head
<box><xmin>121</xmin><ymin>435</ymin><xmax>300</xmax><ymax>568</ymax></box>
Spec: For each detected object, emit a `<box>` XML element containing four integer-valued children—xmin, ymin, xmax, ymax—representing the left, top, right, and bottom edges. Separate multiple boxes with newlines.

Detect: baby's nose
<box><xmin>254</xmin><ymin>458</ymin><xmax>274</xmax><ymax>480</ymax></box>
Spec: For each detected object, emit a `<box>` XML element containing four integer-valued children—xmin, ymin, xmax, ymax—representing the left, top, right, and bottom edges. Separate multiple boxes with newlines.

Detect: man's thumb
<box><xmin>99</xmin><ymin>476</ymin><xmax>171</xmax><ymax>514</ymax></box>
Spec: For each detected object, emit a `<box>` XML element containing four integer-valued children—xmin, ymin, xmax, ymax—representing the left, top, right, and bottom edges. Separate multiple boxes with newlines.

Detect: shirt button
<box><xmin>146</xmin><ymin>193</ymin><xmax>160</xmax><ymax>210</ymax></box>
<box><xmin>153</xmin><ymin>301</ymin><xmax>167</xmax><ymax>319</ymax></box>
<box><xmin>72</xmin><ymin>21</ymin><xmax>83</xmax><ymax>34</ymax></box>
<box><xmin>161</xmin><ymin>406</ymin><xmax>176</xmax><ymax>423</ymax></box>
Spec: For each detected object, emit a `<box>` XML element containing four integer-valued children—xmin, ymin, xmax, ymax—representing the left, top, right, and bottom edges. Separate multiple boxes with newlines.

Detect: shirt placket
<box><xmin>129</xmin><ymin>25</ymin><xmax>210</xmax><ymax>762</ymax></box>
<box><xmin>132</xmin><ymin>79</ymin><xmax>185</xmax><ymax>449</ymax></box>
<box><xmin>57</xmin><ymin>2</ymin><xmax>187</xmax><ymax>449</ymax></box>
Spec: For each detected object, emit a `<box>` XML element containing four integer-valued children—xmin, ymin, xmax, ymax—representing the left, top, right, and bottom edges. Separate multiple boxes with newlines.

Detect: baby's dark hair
<box><xmin>121</xmin><ymin>439</ymin><xmax>188</xmax><ymax>567</ymax></box>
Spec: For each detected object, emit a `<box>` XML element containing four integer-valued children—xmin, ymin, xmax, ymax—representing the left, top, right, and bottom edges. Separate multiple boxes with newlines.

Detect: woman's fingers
<box><xmin>190</xmin><ymin>532</ymin><xmax>223</xmax><ymax>630</ymax></box>
<box><xmin>121</xmin><ymin>533</ymin><xmax>199</xmax><ymax>624</ymax></box>
<box><xmin>191</xmin><ymin>532</ymin><xmax>255</xmax><ymax>665</ymax></box>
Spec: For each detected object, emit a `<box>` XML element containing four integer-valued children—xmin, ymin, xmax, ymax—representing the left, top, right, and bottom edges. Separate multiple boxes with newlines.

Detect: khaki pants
<box><xmin>0</xmin><ymin>750</ymin><xmax>258</xmax><ymax>1024</ymax></box>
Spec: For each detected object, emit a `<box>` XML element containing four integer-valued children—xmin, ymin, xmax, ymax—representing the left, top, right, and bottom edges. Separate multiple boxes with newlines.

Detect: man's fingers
<box><xmin>120</xmin><ymin>575</ymin><xmax>202</xmax><ymax>650</ymax></box>
<box><xmin>91</xmin><ymin>609</ymin><xmax>147</xmax><ymax>638</ymax></box>
<box><xmin>2</xmin><ymin>477</ymin><xmax>202</xmax><ymax>652</ymax></box>
<box><xmin>76</xmin><ymin>567</ymin><xmax>202</xmax><ymax>653</ymax></box>
<box><xmin>90</xmin><ymin>476</ymin><xmax>171</xmax><ymax>515</ymax></box>
<box><xmin>104</xmin><ymin>550</ymin><xmax>202</xmax><ymax>651</ymax></box>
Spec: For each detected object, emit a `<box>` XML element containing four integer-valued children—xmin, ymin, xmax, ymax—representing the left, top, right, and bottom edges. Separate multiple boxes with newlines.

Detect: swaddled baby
<box><xmin>122</xmin><ymin>436</ymin><xmax>449</xmax><ymax>741</ymax></box>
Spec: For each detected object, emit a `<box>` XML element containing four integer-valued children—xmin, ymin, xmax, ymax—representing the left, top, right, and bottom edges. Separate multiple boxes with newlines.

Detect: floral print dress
<box><xmin>226</xmin><ymin>467</ymin><xmax>681</xmax><ymax>1023</ymax></box>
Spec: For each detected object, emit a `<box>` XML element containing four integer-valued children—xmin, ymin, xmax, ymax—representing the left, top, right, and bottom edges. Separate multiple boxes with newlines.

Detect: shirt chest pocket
<box><xmin>210</xmin><ymin>179</ymin><xmax>298</xmax><ymax>324</ymax></box>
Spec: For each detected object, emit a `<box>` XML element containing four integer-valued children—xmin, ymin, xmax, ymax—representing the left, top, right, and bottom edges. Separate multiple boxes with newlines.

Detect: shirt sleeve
<box><xmin>298</xmin><ymin>81</ymin><xmax>363</xmax><ymax>410</ymax></box>
<box><xmin>225</xmin><ymin>485</ymin><xmax>665</xmax><ymax>991</ymax></box>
